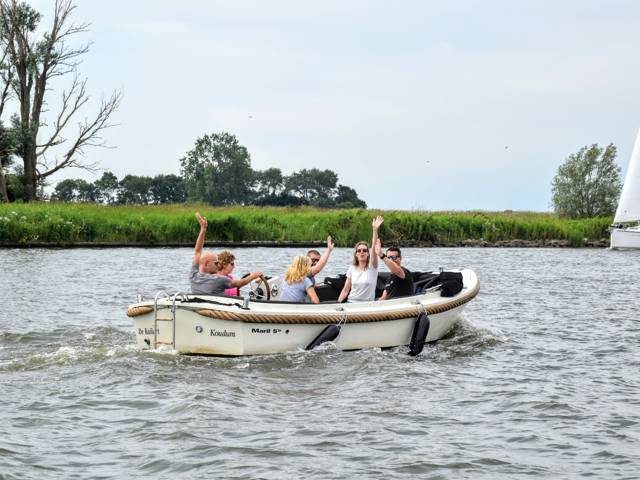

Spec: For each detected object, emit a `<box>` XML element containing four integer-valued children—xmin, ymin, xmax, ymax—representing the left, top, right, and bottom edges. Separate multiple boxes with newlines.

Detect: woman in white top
<box><xmin>338</xmin><ymin>216</ymin><xmax>383</xmax><ymax>302</ymax></box>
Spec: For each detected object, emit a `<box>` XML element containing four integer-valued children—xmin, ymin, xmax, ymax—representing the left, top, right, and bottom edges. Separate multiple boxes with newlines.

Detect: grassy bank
<box><xmin>0</xmin><ymin>203</ymin><xmax>612</xmax><ymax>247</ymax></box>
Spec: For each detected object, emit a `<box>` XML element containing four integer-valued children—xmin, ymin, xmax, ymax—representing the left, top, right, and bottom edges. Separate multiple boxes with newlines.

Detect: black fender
<box><xmin>409</xmin><ymin>313</ymin><xmax>430</xmax><ymax>356</ymax></box>
<box><xmin>305</xmin><ymin>324</ymin><xmax>341</xmax><ymax>350</ymax></box>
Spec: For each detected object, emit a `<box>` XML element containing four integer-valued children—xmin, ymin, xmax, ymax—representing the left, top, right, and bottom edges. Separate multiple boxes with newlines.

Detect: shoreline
<box><xmin>0</xmin><ymin>203</ymin><xmax>613</xmax><ymax>248</ymax></box>
<box><xmin>0</xmin><ymin>238</ymin><xmax>611</xmax><ymax>248</ymax></box>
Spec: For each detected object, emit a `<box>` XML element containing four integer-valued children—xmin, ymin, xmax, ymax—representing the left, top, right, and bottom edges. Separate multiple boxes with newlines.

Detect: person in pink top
<box><xmin>225</xmin><ymin>273</ymin><xmax>239</xmax><ymax>296</ymax></box>
<box><xmin>217</xmin><ymin>250</ymin><xmax>254</xmax><ymax>296</ymax></box>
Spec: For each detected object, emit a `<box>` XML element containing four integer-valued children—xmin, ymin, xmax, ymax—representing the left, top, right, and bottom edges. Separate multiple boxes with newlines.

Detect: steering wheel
<box><xmin>253</xmin><ymin>275</ymin><xmax>271</xmax><ymax>301</ymax></box>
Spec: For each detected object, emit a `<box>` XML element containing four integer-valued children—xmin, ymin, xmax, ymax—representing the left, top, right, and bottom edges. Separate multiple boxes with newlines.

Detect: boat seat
<box><xmin>318</xmin><ymin>271</ymin><xmax>434</xmax><ymax>301</ymax></box>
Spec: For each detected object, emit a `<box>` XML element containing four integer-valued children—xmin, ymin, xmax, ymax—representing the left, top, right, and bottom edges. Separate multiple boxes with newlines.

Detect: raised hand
<box><xmin>193</xmin><ymin>212</ymin><xmax>208</xmax><ymax>264</ymax></box>
<box><xmin>372</xmin><ymin>215</ymin><xmax>384</xmax><ymax>230</ymax></box>
<box><xmin>195</xmin><ymin>212</ymin><xmax>208</xmax><ymax>229</ymax></box>
<box><xmin>327</xmin><ymin>235</ymin><xmax>334</xmax><ymax>250</ymax></box>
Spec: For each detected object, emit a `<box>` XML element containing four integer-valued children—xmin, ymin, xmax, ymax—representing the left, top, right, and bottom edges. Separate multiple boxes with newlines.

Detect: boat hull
<box><xmin>610</xmin><ymin>227</ymin><xmax>640</xmax><ymax>249</ymax></box>
<box><xmin>128</xmin><ymin>269</ymin><xmax>479</xmax><ymax>356</ymax></box>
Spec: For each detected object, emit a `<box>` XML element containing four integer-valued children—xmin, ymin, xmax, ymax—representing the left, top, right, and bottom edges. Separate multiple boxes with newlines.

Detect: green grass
<box><xmin>0</xmin><ymin>202</ymin><xmax>613</xmax><ymax>246</ymax></box>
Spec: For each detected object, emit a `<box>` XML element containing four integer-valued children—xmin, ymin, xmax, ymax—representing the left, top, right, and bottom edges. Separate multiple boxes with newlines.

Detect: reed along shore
<box><xmin>0</xmin><ymin>203</ymin><xmax>612</xmax><ymax>247</ymax></box>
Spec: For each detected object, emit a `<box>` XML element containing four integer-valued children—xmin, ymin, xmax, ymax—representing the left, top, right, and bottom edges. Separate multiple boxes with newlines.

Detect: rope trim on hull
<box><xmin>127</xmin><ymin>305</ymin><xmax>154</xmax><ymax>316</ymax></box>
<box><xmin>127</xmin><ymin>282</ymin><xmax>480</xmax><ymax>323</ymax></box>
<box><xmin>195</xmin><ymin>281</ymin><xmax>480</xmax><ymax>324</ymax></box>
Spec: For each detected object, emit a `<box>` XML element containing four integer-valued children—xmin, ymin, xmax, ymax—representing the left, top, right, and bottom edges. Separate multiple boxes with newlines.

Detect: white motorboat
<box><xmin>126</xmin><ymin>269</ymin><xmax>480</xmax><ymax>356</ymax></box>
<box><xmin>611</xmin><ymin>127</ymin><xmax>640</xmax><ymax>248</ymax></box>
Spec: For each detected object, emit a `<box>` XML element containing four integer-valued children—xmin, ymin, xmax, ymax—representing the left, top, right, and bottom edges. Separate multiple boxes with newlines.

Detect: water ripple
<box><xmin>1</xmin><ymin>247</ymin><xmax>640</xmax><ymax>479</ymax></box>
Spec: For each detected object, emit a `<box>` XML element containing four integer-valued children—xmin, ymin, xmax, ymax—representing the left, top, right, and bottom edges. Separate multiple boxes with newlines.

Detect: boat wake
<box><xmin>163</xmin><ymin>313</ymin><xmax>506</xmax><ymax>371</ymax></box>
<box><xmin>0</xmin><ymin>311</ymin><xmax>503</xmax><ymax>373</ymax></box>
<box><xmin>0</xmin><ymin>327</ymin><xmax>137</xmax><ymax>372</ymax></box>
<box><xmin>427</xmin><ymin>316</ymin><xmax>506</xmax><ymax>358</ymax></box>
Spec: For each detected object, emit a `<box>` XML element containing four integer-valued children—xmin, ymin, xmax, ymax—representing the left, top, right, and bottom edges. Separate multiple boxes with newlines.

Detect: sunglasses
<box><xmin>387</xmin><ymin>255</ymin><xmax>400</xmax><ymax>261</ymax></box>
<box><xmin>356</xmin><ymin>248</ymin><xmax>369</xmax><ymax>253</ymax></box>
<box><xmin>310</xmin><ymin>258</ymin><xmax>320</xmax><ymax>265</ymax></box>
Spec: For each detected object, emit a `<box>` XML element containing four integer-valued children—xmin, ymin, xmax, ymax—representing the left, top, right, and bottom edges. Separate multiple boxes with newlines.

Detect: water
<box><xmin>1</xmin><ymin>247</ymin><xmax>639</xmax><ymax>479</ymax></box>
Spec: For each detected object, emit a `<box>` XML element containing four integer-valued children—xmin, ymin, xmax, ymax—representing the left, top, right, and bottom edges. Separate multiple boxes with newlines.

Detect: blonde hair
<box><xmin>285</xmin><ymin>255</ymin><xmax>312</xmax><ymax>284</ymax></box>
<box><xmin>217</xmin><ymin>250</ymin><xmax>235</xmax><ymax>268</ymax></box>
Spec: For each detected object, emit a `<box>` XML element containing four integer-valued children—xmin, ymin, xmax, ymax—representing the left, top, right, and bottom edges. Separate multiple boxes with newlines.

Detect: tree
<box><xmin>0</xmin><ymin>119</ymin><xmax>15</xmax><ymax>201</ymax></box>
<box><xmin>150</xmin><ymin>174</ymin><xmax>186</xmax><ymax>204</ymax></box>
<box><xmin>248</xmin><ymin>167</ymin><xmax>366</xmax><ymax>208</ymax></box>
<box><xmin>93</xmin><ymin>171</ymin><xmax>118</xmax><ymax>204</ymax></box>
<box><xmin>118</xmin><ymin>175</ymin><xmax>152</xmax><ymax>204</ymax></box>
<box><xmin>334</xmin><ymin>184</ymin><xmax>367</xmax><ymax>209</ymax></box>
<box><xmin>284</xmin><ymin>168</ymin><xmax>338</xmax><ymax>204</ymax></box>
<box><xmin>551</xmin><ymin>143</ymin><xmax>622</xmax><ymax>218</ymax></box>
<box><xmin>75</xmin><ymin>178</ymin><xmax>95</xmax><ymax>202</ymax></box>
<box><xmin>253</xmin><ymin>167</ymin><xmax>284</xmax><ymax>198</ymax></box>
<box><xmin>0</xmin><ymin>0</ymin><xmax>122</xmax><ymax>201</ymax></box>
<box><xmin>253</xmin><ymin>192</ymin><xmax>306</xmax><ymax>207</ymax></box>
<box><xmin>52</xmin><ymin>172</ymin><xmax>186</xmax><ymax>204</ymax></box>
<box><xmin>0</xmin><ymin>42</ymin><xmax>15</xmax><ymax>202</ymax></box>
<box><xmin>52</xmin><ymin>178</ymin><xmax>78</xmax><ymax>201</ymax></box>
<box><xmin>4</xmin><ymin>162</ymin><xmax>22</xmax><ymax>199</ymax></box>
<box><xmin>180</xmin><ymin>132</ymin><xmax>254</xmax><ymax>205</ymax></box>
<box><xmin>51</xmin><ymin>177</ymin><xmax>92</xmax><ymax>201</ymax></box>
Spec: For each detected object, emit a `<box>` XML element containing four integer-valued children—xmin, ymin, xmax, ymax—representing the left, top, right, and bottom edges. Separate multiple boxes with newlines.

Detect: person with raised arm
<box><xmin>189</xmin><ymin>213</ymin><xmax>263</xmax><ymax>296</ymax></box>
<box><xmin>375</xmin><ymin>244</ymin><xmax>414</xmax><ymax>300</ymax></box>
<box><xmin>306</xmin><ymin>235</ymin><xmax>334</xmax><ymax>286</ymax></box>
<box><xmin>338</xmin><ymin>216</ymin><xmax>383</xmax><ymax>302</ymax></box>
<box><xmin>191</xmin><ymin>212</ymin><xmax>219</xmax><ymax>273</ymax></box>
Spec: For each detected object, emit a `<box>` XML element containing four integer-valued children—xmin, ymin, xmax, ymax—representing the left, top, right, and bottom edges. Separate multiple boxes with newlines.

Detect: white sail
<box><xmin>614</xmin><ymin>127</ymin><xmax>640</xmax><ymax>223</ymax></box>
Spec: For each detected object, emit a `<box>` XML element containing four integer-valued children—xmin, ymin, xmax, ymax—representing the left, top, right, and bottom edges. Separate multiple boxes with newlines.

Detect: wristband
<box><xmin>380</xmin><ymin>253</ymin><xmax>386</xmax><ymax>260</ymax></box>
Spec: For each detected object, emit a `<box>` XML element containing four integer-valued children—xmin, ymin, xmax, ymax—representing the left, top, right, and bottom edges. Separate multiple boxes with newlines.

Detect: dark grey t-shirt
<box><xmin>190</xmin><ymin>265</ymin><xmax>233</xmax><ymax>295</ymax></box>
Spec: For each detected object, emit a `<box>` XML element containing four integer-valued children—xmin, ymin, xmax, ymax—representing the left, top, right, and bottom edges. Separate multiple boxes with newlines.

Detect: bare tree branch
<box><xmin>37</xmin><ymin>89</ymin><xmax>122</xmax><ymax>180</ymax></box>
<box><xmin>0</xmin><ymin>0</ymin><xmax>122</xmax><ymax>199</ymax></box>
<box><xmin>0</xmin><ymin>49</ymin><xmax>14</xmax><ymax>119</ymax></box>
<box><xmin>36</xmin><ymin>74</ymin><xmax>88</xmax><ymax>156</ymax></box>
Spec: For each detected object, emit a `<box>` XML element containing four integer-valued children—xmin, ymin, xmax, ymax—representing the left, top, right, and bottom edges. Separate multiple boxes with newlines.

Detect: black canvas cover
<box><xmin>439</xmin><ymin>271</ymin><xmax>463</xmax><ymax>297</ymax></box>
<box><xmin>412</xmin><ymin>271</ymin><xmax>440</xmax><ymax>294</ymax></box>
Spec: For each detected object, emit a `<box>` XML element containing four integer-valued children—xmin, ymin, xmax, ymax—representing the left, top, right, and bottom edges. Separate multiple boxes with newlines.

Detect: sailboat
<box><xmin>610</xmin><ymin>128</ymin><xmax>640</xmax><ymax>249</ymax></box>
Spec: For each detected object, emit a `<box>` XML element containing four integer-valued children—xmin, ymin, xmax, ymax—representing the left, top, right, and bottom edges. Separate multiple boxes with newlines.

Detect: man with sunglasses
<box><xmin>190</xmin><ymin>213</ymin><xmax>263</xmax><ymax>295</ymax></box>
<box><xmin>306</xmin><ymin>235</ymin><xmax>334</xmax><ymax>286</ymax></box>
<box><xmin>374</xmin><ymin>244</ymin><xmax>414</xmax><ymax>300</ymax></box>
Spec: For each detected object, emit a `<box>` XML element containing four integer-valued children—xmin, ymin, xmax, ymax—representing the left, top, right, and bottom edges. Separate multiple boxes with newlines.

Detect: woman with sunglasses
<box><xmin>214</xmin><ymin>250</ymin><xmax>264</xmax><ymax>296</ymax></box>
<box><xmin>338</xmin><ymin>216</ymin><xmax>384</xmax><ymax>302</ymax></box>
<box><xmin>217</xmin><ymin>250</ymin><xmax>240</xmax><ymax>296</ymax></box>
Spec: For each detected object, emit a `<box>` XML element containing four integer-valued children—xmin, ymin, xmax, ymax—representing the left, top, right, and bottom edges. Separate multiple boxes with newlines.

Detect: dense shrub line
<box><xmin>0</xmin><ymin>203</ymin><xmax>612</xmax><ymax>246</ymax></box>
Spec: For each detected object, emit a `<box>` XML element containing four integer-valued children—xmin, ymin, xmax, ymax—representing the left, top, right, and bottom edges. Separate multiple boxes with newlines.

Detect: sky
<box><xmin>24</xmin><ymin>0</ymin><xmax>640</xmax><ymax>211</ymax></box>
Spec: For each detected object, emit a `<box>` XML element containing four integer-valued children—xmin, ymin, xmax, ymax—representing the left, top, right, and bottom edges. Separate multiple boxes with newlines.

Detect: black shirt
<box><xmin>384</xmin><ymin>267</ymin><xmax>414</xmax><ymax>298</ymax></box>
